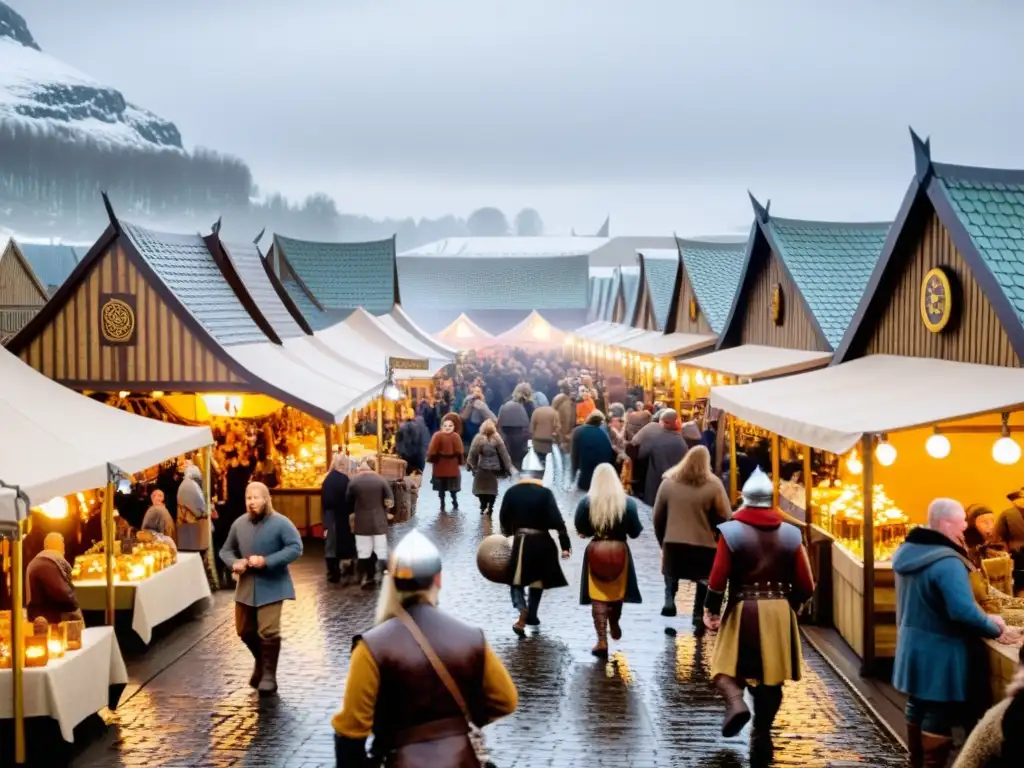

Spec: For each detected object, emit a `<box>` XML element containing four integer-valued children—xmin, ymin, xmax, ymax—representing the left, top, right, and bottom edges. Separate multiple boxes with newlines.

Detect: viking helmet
<box><xmin>520</xmin><ymin>440</ymin><xmax>545</xmax><ymax>479</ymax></box>
<box><xmin>389</xmin><ymin>530</ymin><xmax>442</xmax><ymax>591</ymax></box>
<box><xmin>741</xmin><ymin>467</ymin><xmax>774</xmax><ymax>508</ymax></box>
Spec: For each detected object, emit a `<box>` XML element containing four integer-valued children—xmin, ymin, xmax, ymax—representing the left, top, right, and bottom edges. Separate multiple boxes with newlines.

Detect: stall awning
<box><xmin>684</xmin><ymin>344</ymin><xmax>832</xmax><ymax>380</ymax></box>
<box><xmin>435</xmin><ymin>313</ymin><xmax>496</xmax><ymax>351</ymax></box>
<box><xmin>573</xmin><ymin>321</ymin><xmax>622</xmax><ymax>340</ymax></box>
<box><xmin>318</xmin><ymin>308</ymin><xmax>448</xmax><ymax>378</ymax></box>
<box><xmin>493</xmin><ymin>310</ymin><xmax>569</xmax><ymax>350</ymax></box>
<box><xmin>710</xmin><ymin>354</ymin><xmax>1024</xmax><ymax>455</ymax></box>
<box><xmin>590</xmin><ymin>326</ymin><xmax>649</xmax><ymax>344</ymax></box>
<box><xmin>385</xmin><ymin>306</ymin><xmax>458</xmax><ymax>358</ymax></box>
<box><xmin>619</xmin><ymin>332</ymin><xmax>716</xmax><ymax>357</ymax></box>
<box><xmin>0</xmin><ymin>347</ymin><xmax>212</xmax><ymax>513</ymax></box>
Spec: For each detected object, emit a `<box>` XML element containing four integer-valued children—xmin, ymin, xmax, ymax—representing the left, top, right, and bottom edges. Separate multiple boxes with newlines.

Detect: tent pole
<box><xmin>771</xmin><ymin>433</ymin><xmax>781</xmax><ymax>508</ymax></box>
<box><xmin>728</xmin><ymin>416</ymin><xmax>738</xmax><ymax>505</ymax></box>
<box><xmin>103</xmin><ymin>478</ymin><xmax>116</xmax><ymax>626</ymax></box>
<box><xmin>12</xmin><ymin>518</ymin><xmax>26</xmax><ymax>765</ymax></box>
<box><xmin>376</xmin><ymin>399</ymin><xmax>384</xmax><ymax>468</ymax></box>
<box><xmin>324</xmin><ymin>422</ymin><xmax>334</xmax><ymax>466</ymax></box>
<box><xmin>671</xmin><ymin>359</ymin><xmax>681</xmax><ymax>415</ymax></box>
<box><xmin>802</xmin><ymin>446</ymin><xmax>813</xmax><ymax>546</ymax></box>
<box><xmin>200</xmin><ymin>447</ymin><xmax>218</xmax><ymax>590</ymax></box>
<box><xmin>861</xmin><ymin>433</ymin><xmax>876</xmax><ymax>676</ymax></box>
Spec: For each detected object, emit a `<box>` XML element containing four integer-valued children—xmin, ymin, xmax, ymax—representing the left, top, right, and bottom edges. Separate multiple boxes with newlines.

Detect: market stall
<box><xmin>0</xmin><ymin>346</ymin><xmax>212</xmax><ymax>765</ymax></box>
<box><xmin>436</xmin><ymin>313</ymin><xmax>498</xmax><ymax>351</ymax></box>
<box><xmin>492</xmin><ymin>310</ymin><xmax>569</xmax><ymax>351</ymax></box>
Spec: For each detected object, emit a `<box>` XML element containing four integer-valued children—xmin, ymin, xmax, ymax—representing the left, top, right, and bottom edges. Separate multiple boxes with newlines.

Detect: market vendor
<box><xmin>965</xmin><ymin>504</ymin><xmax>1006</xmax><ymax>569</ymax></box>
<box><xmin>26</xmin><ymin>532</ymin><xmax>82</xmax><ymax>623</ymax></box>
<box><xmin>141</xmin><ymin>489</ymin><xmax>176</xmax><ymax>541</ymax></box>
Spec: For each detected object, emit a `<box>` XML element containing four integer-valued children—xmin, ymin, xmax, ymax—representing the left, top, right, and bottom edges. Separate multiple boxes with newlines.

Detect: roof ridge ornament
<box><xmin>100</xmin><ymin>191</ymin><xmax>121</xmax><ymax>235</ymax></box>
<box><xmin>748</xmin><ymin>192</ymin><xmax>771</xmax><ymax>224</ymax></box>
<box><xmin>253</xmin><ymin>227</ymin><xmax>266</xmax><ymax>247</ymax></box>
<box><xmin>211</xmin><ymin>217</ymin><xmax>222</xmax><ymax>236</ymax></box>
<box><xmin>910</xmin><ymin>127</ymin><xmax>933</xmax><ymax>185</ymax></box>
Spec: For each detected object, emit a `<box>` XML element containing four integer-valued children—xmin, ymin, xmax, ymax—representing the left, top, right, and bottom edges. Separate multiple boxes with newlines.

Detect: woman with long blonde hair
<box><xmin>574</xmin><ymin>463</ymin><xmax>643</xmax><ymax>657</ymax></box>
<box><xmin>653</xmin><ymin>445</ymin><xmax>731</xmax><ymax>633</ymax></box>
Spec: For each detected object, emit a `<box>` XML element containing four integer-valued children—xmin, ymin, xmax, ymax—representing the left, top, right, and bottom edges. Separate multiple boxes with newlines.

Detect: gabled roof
<box><xmin>587</xmin><ymin>236</ymin><xmax>677</xmax><ymax>268</ymax></box>
<box><xmin>436</xmin><ymin>313</ymin><xmax>495</xmax><ymax>350</ymax></box>
<box><xmin>273</xmin><ymin>233</ymin><xmax>397</xmax><ymax>314</ymax></box>
<box><xmin>13</xmin><ymin>241</ymin><xmax>79</xmax><ymax>294</ymax></box>
<box><xmin>617</xmin><ymin>266</ymin><xmax>641</xmax><ymax>324</ymax></box>
<box><xmin>760</xmin><ymin>212</ymin><xmax>890</xmax><ymax>349</ymax></box>
<box><xmin>218</xmin><ymin>239</ymin><xmax>307</xmax><ymax>341</ymax></box>
<box><xmin>588</xmin><ymin>275</ymin><xmax>614</xmax><ymax>322</ymax></box>
<box><xmin>495</xmin><ymin>310</ymin><xmax>568</xmax><ymax>349</ymax></box>
<box><xmin>281</xmin><ymin>279</ymin><xmax>353</xmax><ymax>331</ymax></box>
<box><xmin>398</xmin><ymin>254</ymin><xmax>590</xmax><ymax>311</ymax></box>
<box><xmin>837</xmin><ymin>130</ymin><xmax>1024</xmax><ymax>363</ymax></box>
<box><xmin>676</xmin><ymin>237</ymin><xmax>748</xmax><ymax>335</ymax></box>
<box><xmin>123</xmin><ymin>222</ymin><xmax>269</xmax><ymax>347</ymax></box>
<box><xmin>599</xmin><ymin>276</ymin><xmax>617</xmax><ymax>321</ymax></box>
<box><xmin>637</xmin><ymin>249</ymin><xmax>678</xmax><ymax>330</ymax></box>
<box><xmin>1</xmin><ymin>239</ymin><xmax>49</xmax><ymax>301</ymax></box>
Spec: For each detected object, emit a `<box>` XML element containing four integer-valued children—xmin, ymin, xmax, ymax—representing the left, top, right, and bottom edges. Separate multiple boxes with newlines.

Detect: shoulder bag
<box><xmin>394</xmin><ymin>605</ymin><xmax>493</xmax><ymax>767</ymax></box>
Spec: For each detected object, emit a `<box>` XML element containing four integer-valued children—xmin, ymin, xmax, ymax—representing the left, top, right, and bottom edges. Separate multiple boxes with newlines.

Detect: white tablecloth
<box><xmin>75</xmin><ymin>552</ymin><xmax>212</xmax><ymax>644</ymax></box>
<box><xmin>0</xmin><ymin>626</ymin><xmax>128</xmax><ymax>741</ymax></box>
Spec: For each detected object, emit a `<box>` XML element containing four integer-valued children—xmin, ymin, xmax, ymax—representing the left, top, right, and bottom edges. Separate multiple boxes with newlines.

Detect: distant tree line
<box><xmin>0</xmin><ymin>121</ymin><xmax>545</xmax><ymax>249</ymax></box>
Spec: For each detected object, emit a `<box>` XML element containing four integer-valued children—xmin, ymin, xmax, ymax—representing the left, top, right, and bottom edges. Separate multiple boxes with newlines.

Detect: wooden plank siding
<box><xmin>735</xmin><ymin>248</ymin><xmax>829</xmax><ymax>352</ymax></box>
<box><xmin>671</xmin><ymin>263</ymin><xmax>716</xmax><ymax>336</ymax></box>
<box><xmin>17</xmin><ymin>242</ymin><xmax>246</xmax><ymax>389</ymax></box>
<box><xmin>862</xmin><ymin>210</ymin><xmax>1020</xmax><ymax>367</ymax></box>
<box><xmin>0</xmin><ymin>243</ymin><xmax>47</xmax><ymax>306</ymax></box>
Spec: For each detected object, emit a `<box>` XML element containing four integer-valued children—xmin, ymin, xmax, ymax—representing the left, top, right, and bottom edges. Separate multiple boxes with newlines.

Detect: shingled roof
<box><xmin>677</xmin><ymin>238</ymin><xmax>747</xmax><ymax>334</ymax></box>
<box><xmin>14</xmin><ymin>242</ymin><xmax>80</xmax><ymax>295</ymax></box>
<box><xmin>281</xmin><ymin>279</ymin><xmax>353</xmax><ymax>331</ymax></box>
<box><xmin>837</xmin><ymin>130</ymin><xmax>1024</xmax><ymax>363</ymax></box>
<box><xmin>123</xmin><ymin>222</ymin><xmax>268</xmax><ymax>347</ymax></box>
<box><xmin>221</xmin><ymin>240</ymin><xmax>307</xmax><ymax>341</ymax></box>
<box><xmin>761</xmin><ymin>215</ymin><xmax>890</xmax><ymax>349</ymax></box>
<box><xmin>397</xmin><ymin>254</ymin><xmax>590</xmax><ymax>312</ymax></box>
<box><xmin>637</xmin><ymin>250</ymin><xmax>678</xmax><ymax>330</ymax></box>
<box><xmin>273</xmin><ymin>233</ymin><xmax>398</xmax><ymax>314</ymax></box>
<box><xmin>617</xmin><ymin>267</ymin><xmax>640</xmax><ymax>324</ymax></box>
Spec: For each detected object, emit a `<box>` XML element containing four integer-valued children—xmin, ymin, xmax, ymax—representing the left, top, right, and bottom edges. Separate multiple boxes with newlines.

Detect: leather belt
<box><xmin>391</xmin><ymin>715</ymin><xmax>468</xmax><ymax>747</ymax></box>
<box><xmin>734</xmin><ymin>582</ymin><xmax>793</xmax><ymax>601</ymax></box>
<box><xmin>517</xmin><ymin>528</ymin><xmax>544</xmax><ymax>535</ymax></box>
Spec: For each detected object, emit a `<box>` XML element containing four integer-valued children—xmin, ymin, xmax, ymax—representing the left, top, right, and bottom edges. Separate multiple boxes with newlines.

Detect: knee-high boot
<box><xmin>526</xmin><ymin>588</ymin><xmax>543</xmax><ymax>626</ymax></box>
<box><xmin>438</xmin><ymin>491</ymin><xmax>446</xmax><ymax>512</ymax></box>
<box><xmin>714</xmin><ymin>674</ymin><xmax>751</xmax><ymax>737</ymax></box>
<box><xmin>591</xmin><ymin>601</ymin><xmax>609</xmax><ymax>657</ymax></box>
<box><xmin>608</xmin><ymin>601</ymin><xmax>623</xmax><ymax>640</ymax></box>
<box><xmin>241</xmin><ymin>633</ymin><xmax>262</xmax><ymax>688</ymax></box>
<box><xmin>257</xmin><ymin>636</ymin><xmax>281</xmax><ymax>695</ymax></box>
<box><xmin>750</xmin><ymin>684</ymin><xmax>782</xmax><ymax>760</ymax></box>
<box><xmin>661</xmin><ymin>574</ymin><xmax>678</xmax><ymax>617</ymax></box>
<box><xmin>921</xmin><ymin>733</ymin><xmax>954</xmax><ymax>768</ymax></box>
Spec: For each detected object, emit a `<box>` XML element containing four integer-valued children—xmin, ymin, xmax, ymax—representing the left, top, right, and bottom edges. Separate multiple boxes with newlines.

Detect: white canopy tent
<box><xmin>383</xmin><ymin>306</ymin><xmax>458</xmax><ymax>358</ymax></box>
<box><xmin>590</xmin><ymin>325</ymin><xmax>650</xmax><ymax>344</ymax></box>
<box><xmin>682</xmin><ymin>344</ymin><xmax>832</xmax><ymax>381</ymax></box>
<box><xmin>317</xmin><ymin>308</ymin><xmax>448</xmax><ymax>378</ymax></box>
<box><xmin>493</xmin><ymin>310</ymin><xmax>568</xmax><ymax>350</ymax></box>
<box><xmin>435</xmin><ymin>313</ymin><xmax>497</xmax><ymax>351</ymax></box>
<box><xmin>574</xmin><ymin>322</ymin><xmax>630</xmax><ymax>341</ymax></box>
<box><xmin>709</xmin><ymin>354</ymin><xmax>1024</xmax><ymax>455</ymax></box>
<box><xmin>0</xmin><ymin>346</ymin><xmax>212</xmax><ymax>518</ymax></box>
<box><xmin>618</xmin><ymin>331</ymin><xmax>717</xmax><ymax>358</ymax></box>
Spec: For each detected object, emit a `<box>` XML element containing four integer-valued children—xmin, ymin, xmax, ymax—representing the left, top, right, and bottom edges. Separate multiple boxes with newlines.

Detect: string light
<box><xmin>925</xmin><ymin>429</ymin><xmax>951</xmax><ymax>459</ymax></box>
<box><xmin>874</xmin><ymin>435</ymin><xmax>897</xmax><ymax>467</ymax></box>
<box><xmin>993</xmin><ymin>414</ymin><xmax>1021</xmax><ymax>465</ymax></box>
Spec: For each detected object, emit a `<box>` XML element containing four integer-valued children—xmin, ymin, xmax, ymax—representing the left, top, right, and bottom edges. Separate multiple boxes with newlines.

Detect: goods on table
<box><xmin>72</xmin><ymin>537</ymin><xmax>176</xmax><ymax>583</ymax></box>
<box><xmin>812</xmin><ymin>480</ymin><xmax>909</xmax><ymax>562</ymax></box>
<box><xmin>982</xmin><ymin>555</ymin><xmax>1014</xmax><ymax>597</ymax></box>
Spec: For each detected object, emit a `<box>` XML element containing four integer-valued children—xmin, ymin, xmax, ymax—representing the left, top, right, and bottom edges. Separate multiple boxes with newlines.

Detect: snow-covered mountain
<box><xmin>0</xmin><ymin>2</ymin><xmax>183</xmax><ymax>152</ymax></box>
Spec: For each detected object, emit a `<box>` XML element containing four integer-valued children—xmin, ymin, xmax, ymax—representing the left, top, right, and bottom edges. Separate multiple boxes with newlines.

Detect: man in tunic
<box><xmin>499</xmin><ymin>443</ymin><xmax>572</xmax><ymax>635</ymax></box>
<box><xmin>704</xmin><ymin>467</ymin><xmax>815</xmax><ymax>760</ymax></box>
<box><xmin>219</xmin><ymin>481</ymin><xmax>303</xmax><ymax>694</ymax></box>
<box><xmin>332</xmin><ymin>530</ymin><xmax>518</xmax><ymax>767</ymax></box>
<box><xmin>26</xmin><ymin>533</ymin><xmax>81</xmax><ymax>624</ymax></box>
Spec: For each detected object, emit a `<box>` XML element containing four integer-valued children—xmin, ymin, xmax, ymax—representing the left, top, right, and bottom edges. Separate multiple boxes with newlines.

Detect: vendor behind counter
<box><xmin>26</xmin><ymin>532</ymin><xmax>82</xmax><ymax>624</ymax></box>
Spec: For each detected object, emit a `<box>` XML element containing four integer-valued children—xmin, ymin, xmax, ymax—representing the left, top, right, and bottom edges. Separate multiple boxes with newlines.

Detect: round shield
<box><xmin>476</xmin><ymin>534</ymin><xmax>513</xmax><ymax>584</ymax></box>
<box><xmin>587</xmin><ymin>540</ymin><xmax>627</xmax><ymax>581</ymax></box>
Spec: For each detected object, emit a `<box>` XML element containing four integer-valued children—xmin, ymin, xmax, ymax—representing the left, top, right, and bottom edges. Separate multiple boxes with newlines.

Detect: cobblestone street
<box><xmin>69</xmin><ymin>468</ymin><xmax>907</xmax><ymax>767</ymax></box>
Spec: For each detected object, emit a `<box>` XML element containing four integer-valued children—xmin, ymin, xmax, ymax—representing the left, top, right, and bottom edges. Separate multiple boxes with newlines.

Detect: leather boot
<box><xmin>450</xmin><ymin>492</ymin><xmax>459</xmax><ymax>511</ymax></box>
<box><xmin>921</xmin><ymin>732</ymin><xmax>953</xmax><ymax>768</ymax></box>
<box><xmin>526</xmin><ymin>589</ymin><xmax>543</xmax><ymax>626</ymax></box>
<box><xmin>692</xmin><ymin>582</ymin><xmax>708</xmax><ymax>635</ymax></box>
<box><xmin>750</xmin><ymin>684</ymin><xmax>782</xmax><ymax>760</ymax></box>
<box><xmin>714</xmin><ymin>674</ymin><xmax>751</xmax><ymax>737</ymax></box>
<box><xmin>257</xmin><ymin>637</ymin><xmax>280</xmax><ymax>694</ymax></box>
<box><xmin>591</xmin><ymin>601</ymin><xmax>609</xmax><ymax>657</ymax></box>
<box><xmin>906</xmin><ymin>722</ymin><xmax>923</xmax><ymax>768</ymax></box>
<box><xmin>512</xmin><ymin>607</ymin><xmax>528</xmax><ymax>636</ymax></box>
<box><xmin>661</xmin><ymin>576</ymin><xmax>678</xmax><ymax>617</ymax></box>
<box><xmin>326</xmin><ymin>558</ymin><xmax>340</xmax><ymax>583</ymax></box>
<box><xmin>359</xmin><ymin>558</ymin><xmax>375</xmax><ymax>589</ymax></box>
<box><xmin>608</xmin><ymin>601</ymin><xmax>623</xmax><ymax>640</ymax></box>
<box><xmin>242</xmin><ymin>633</ymin><xmax>262</xmax><ymax>688</ymax></box>
<box><xmin>439</xmin><ymin>492</ymin><xmax>446</xmax><ymax>512</ymax></box>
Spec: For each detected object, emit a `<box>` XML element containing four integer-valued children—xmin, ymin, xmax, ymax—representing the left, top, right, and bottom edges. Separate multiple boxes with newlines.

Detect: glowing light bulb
<box><xmin>993</xmin><ymin>436</ymin><xmax>1022</xmax><ymax>465</ymax></box>
<box><xmin>875</xmin><ymin>441</ymin><xmax>897</xmax><ymax>467</ymax></box>
<box><xmin>845</xmin><ymin>451</ymin><xmax>863</xmax><ymax>475</ymax></box>
<box><xmin>925</xmin><ymin>433</ymin><xmax>951</xmax><ymax>459</ymax></box>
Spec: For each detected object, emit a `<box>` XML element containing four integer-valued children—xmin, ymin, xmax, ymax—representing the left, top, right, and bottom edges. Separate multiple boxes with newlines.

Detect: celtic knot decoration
<box><xmin>100</xmin><ymin>297</ymin><xmax>135</xmax><ymax>343</ymax></box>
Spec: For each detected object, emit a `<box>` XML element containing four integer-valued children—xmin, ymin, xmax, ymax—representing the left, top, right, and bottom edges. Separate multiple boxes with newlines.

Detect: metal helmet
<box><xmin>741</xmin><ymin>466</ymin><xmax>774</xmax><ymax>508</ymax></box>
<box><xmin>389</xmin><ymin>530</ymin><xmax>442</xmax><ymax>591</ymax></box>
<box><xmin>520</xmin><ymin>440</ymin><xmax>545</xmax><ymax>479</ymax></box>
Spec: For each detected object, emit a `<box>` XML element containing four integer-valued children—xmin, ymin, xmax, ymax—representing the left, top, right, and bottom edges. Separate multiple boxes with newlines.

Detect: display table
<box><xmin>984</xmin><ymin>637</ymin><xmax>1022</xmax><ymax>701</ymax></box>
<box><xmin>829</xmin><ymin>539</ymin><xmax>897</xmax><ymax>660</ymax></box>
<box><xmin>74</xmin><ymin>552</ymin><xmax>212</xmax><ymax>644</ymax></box>
<box><xmin>0</xmin><ymin>627</ymin><xmax>128</xmax><ymax>741</ymax></box>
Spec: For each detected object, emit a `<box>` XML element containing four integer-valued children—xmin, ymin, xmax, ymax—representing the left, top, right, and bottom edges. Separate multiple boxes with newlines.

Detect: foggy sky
<box><xmin>20</xmin><ymin>0</ymin><xmax>1024</xmax><ymax>235</ymax></box>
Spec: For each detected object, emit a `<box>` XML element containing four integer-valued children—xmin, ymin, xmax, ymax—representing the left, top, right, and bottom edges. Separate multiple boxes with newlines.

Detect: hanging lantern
<box><xmin>845</xmin><ymin>450</ymin><xmax>863</xmax><ymax>475</ymax></box>
<box><xmin>993</xmin><ymin>413</ymin><xmax>1021</xmax><ymax>465</ymax></box>
<box><xmin>925</xmin><ymin>430</ymin><xmax>951</xmax><ymax>459</ymax></box>
<box><xmin>874</xmin><ymin>436</ymin><xmax>897</xmax><ymax>467</ymax></box>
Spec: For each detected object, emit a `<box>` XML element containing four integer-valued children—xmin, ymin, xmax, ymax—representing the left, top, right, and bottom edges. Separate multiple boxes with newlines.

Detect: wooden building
<box><xmin>0</xmin><ymin>239</ymin><xmax>48</xmax><ymax>344</ymax></box>
<box><xmin>631</xmin><ymin>250</ymin><xmax>677</xmax><ymax>331</ymax></box>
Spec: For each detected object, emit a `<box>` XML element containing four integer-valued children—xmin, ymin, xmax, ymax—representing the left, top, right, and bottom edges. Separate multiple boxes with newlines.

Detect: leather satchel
<box><xmin>394</xmin><ymin>605</ymin><xmax>494</xmax><ymax>767</ymax></box>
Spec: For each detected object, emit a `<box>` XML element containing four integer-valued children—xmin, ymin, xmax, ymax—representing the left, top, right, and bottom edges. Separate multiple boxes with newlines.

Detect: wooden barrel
<box><xmin>477</xmin><ymin>534</ymin><xmax>513</xmax><ymax>584</ymax></box>
<box><xmin>588</xmin><ymin>540</ymin><xmax>627</xmax><ymax>581</ymax></box>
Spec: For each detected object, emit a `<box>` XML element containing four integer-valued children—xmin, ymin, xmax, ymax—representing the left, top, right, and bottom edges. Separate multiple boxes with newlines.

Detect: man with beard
<box><xmin>220</xmin><ymin>481</ymin><xmax>303</xmax><ymax>694</ymax></box>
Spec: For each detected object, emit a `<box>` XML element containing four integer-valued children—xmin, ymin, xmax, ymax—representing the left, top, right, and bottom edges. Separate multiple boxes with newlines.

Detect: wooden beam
<box><xmin>729</xmin><ymin>416</ymin><xmax>738</xmax><ymax>504</ymax></box>
<box><xmin>771</xmin><ymin>433</ymin><xmax>781</xmax><ymax>508</ymax></box>
<box><xmin>861</xmin><ymin>433</ymin><xmax>876</xmax><ymax>676</ymax></box>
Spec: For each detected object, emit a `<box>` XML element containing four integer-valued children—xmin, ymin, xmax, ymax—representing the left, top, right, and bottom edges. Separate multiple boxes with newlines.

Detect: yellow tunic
<box><xmin>332</xmin><ymin>640</ymin><xmax>518</xmax><ymax>738</ymax></box>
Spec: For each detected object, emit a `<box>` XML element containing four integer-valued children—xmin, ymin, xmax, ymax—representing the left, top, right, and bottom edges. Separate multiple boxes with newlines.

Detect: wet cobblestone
<box><xmin>70</xmin><ymin>467</ymin><xmax>907</xmax><ymax>767</ymax></box>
